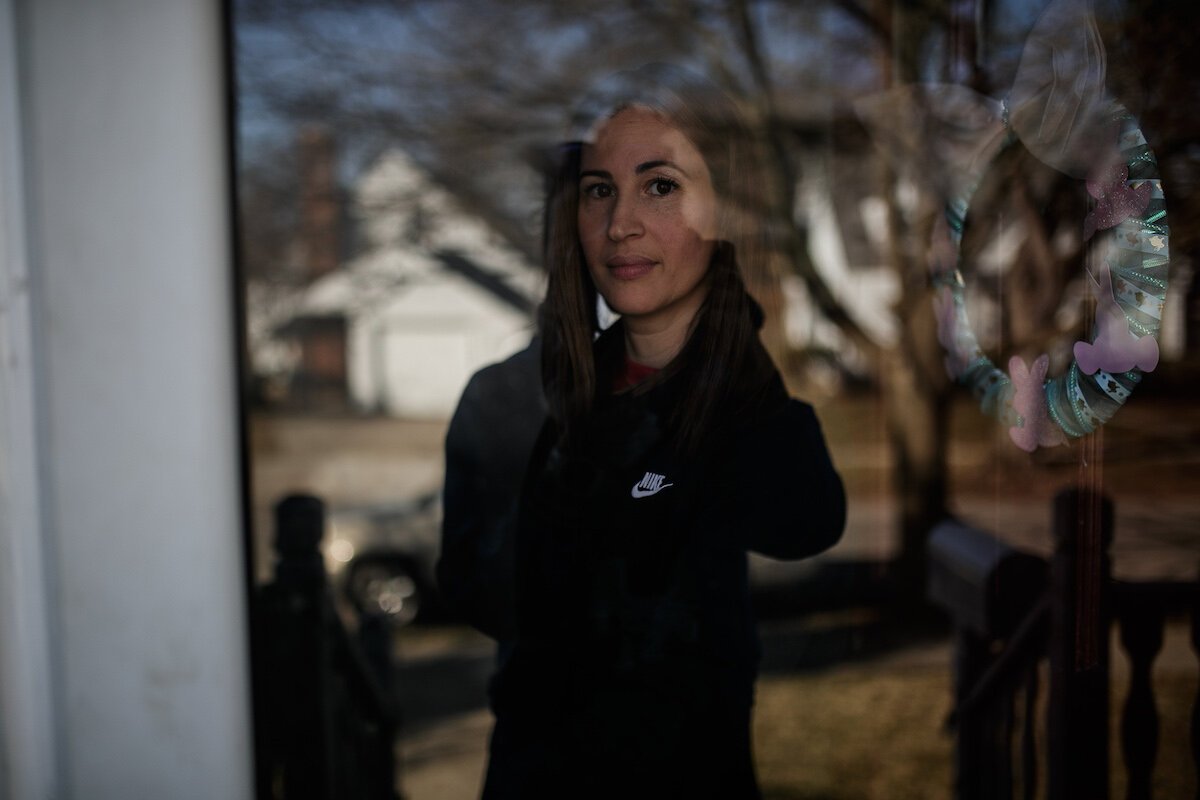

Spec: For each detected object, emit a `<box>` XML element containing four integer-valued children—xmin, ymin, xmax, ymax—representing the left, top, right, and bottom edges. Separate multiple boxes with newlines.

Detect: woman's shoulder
<box><xmin>719</xmin><ymin>338</ymin><xmax>793</xmax><ymax>429</ymax></box>
<box><xmin>727</xmin><ymin>391</ymin><xmax>824</xmax><ymax>462</ymax></box>
<box><xmin>708</xmin><ymin>390</ymin><xmax>846</xmax><ymax>559</ymax></box>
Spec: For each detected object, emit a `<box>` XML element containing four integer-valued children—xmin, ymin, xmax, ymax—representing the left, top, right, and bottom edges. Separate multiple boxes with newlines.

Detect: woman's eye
<box><xmin>582</xmin><ymin>183</ymin><xmax>613</xmax><ymax>199</ymax></box>
<box><xmin>647</xmin><ymin>178</ymin><xmax>679</xmax><ymax>197</ymax></box>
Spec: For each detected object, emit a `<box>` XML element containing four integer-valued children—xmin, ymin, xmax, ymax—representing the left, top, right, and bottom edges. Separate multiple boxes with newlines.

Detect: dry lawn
<box><xmin>751</xmin><ymin>620</ymin><xmax>1196</xmax><ymax>800</ymax></box>
<box><xmin>754</xmin><ymin>658</ymin><xmax>953</xmax><ymax>799</ymax></box>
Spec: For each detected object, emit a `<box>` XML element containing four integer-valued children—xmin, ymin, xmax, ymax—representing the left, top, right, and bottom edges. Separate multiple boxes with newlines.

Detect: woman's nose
<box><xmin>607</xmin><ymin>196</ymin><xmax>643</xmax><ymax>241</ymax></box>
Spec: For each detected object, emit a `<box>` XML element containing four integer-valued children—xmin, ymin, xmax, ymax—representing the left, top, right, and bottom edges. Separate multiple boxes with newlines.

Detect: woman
<box><xmin>472</xmin><ymin>64</ymin><xmax>846</xmax><ymax>798</ymax></box>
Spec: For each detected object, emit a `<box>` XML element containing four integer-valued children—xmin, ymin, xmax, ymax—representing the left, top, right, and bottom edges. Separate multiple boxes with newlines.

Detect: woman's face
<box><xmin>577</xmin><ymin>107</ymin><xmax>718</xmax><ymax>334</ymax></box>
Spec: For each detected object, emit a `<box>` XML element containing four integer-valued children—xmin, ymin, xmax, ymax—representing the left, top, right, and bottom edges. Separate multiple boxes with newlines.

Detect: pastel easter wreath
<box><xmin>931</xmin><ymin>107</ymin><xmax>1169</xmax><ymax>452</ymax></box>
<box><xmin>922</xmin><ymin>0</ymin><xmax>1170</xmax><ymax>452</ymax></box>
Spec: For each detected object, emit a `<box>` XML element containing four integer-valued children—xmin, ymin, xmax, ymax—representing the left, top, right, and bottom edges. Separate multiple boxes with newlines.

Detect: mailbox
<box><xmin>928</xmin><ymin>519</ymin><xmax>1047</xmax><ymax>638</ymax></box>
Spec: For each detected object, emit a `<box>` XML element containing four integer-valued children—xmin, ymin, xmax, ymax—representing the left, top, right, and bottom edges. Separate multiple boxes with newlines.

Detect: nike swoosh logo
<box><xmin>631</xmin><ymin>471</ymin><xmax>674</xmax><ymax>498</ymax></box>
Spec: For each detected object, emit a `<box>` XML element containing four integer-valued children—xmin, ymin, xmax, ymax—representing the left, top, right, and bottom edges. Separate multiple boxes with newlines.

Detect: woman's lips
<box><xmin>607</xmin><ymin>256</ymin><xmax>656</xmax><ymax>280</ymax></box>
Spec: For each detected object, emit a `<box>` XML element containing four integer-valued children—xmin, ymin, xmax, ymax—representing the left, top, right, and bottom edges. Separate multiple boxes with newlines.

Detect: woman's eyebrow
<box><xmin>636</xmin><ymin>159</ymin><xmax>689</xmax><ymax>177</ymax></box>
<box><xmin>579</xmin><ymin>161</ymin><xmax>691</xmax><ymax>182</ymax></box>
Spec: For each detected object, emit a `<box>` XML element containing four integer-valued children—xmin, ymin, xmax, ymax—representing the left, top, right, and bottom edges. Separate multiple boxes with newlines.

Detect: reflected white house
<box><xmin>252</xmin><ymin>148</ymin><xmax>544</xmax><ymax>418</ymax></box>
<box><xmin>789</xmin><ymin>149</ymin><xmax>899</xmax><ymax>374</ymax></box>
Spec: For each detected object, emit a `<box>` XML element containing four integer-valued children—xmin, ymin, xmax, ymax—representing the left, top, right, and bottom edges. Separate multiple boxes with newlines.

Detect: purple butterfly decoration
<box><xmin>1073</xmin><ymin>263</ymin><xmax>1159</xmax><ymax>374</ymax></box>
<box><xmin>1084</xmin><ymin>162</ymin><xmax>1151</xmax><ymax>240</ymax></box>
<box><xmin>1008</xmin><ymin>354</ymin><xmax>1066</xmax><ymax>452</ymax></box>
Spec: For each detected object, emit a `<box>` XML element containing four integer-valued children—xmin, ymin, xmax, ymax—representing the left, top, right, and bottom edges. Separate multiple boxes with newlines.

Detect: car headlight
<box><xmin>324</xmin><ymin>516</ymin><xmax>367</xmax><ymax>572</ymax></box>
<box><xmin>328</xmin><ymin>536</ymin><xmax>355</xmax><ymax>564</ymax></box>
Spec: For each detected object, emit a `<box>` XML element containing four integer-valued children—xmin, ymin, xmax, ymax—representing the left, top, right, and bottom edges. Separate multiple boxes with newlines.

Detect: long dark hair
<box><xmin>540</xmin><ymin>64</ymin><xmax>775</xmax><ymax>454</ymax></box>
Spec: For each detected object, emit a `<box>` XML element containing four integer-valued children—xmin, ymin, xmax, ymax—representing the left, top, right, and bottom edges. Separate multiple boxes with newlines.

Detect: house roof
<box><xmin>267</xmin><ymin>146</ymin><xmax>544</xmax><ymax>336</ymax></box>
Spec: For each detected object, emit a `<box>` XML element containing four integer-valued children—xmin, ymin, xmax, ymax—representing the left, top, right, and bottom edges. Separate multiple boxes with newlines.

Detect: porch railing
<box><xmin>929</xmin><ymin>487</ymin><xmax>1200</xmax><ymax>800</ymax></box>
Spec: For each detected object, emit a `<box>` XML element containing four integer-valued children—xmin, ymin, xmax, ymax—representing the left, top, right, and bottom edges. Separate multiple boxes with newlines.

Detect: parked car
<box><xmin>323</xmin><ymin>491</ymin><xmax>442</xmax><ymax>627</ymax></box>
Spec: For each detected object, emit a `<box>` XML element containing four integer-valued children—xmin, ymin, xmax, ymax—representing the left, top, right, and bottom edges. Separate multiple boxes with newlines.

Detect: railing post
<box><xmin>1118</xmin><ymin>590</ymin><xmax>1165</xmax><ymax>800</ymax></box>
<box><xmin>1047</xmin><ymin>487</ymin><xmax>1113</xmax><ymax>800</ymax></box>
<box><xmin>1019</xmin><ymin>655</ymin><xmax>1040</xmax><ymax>800</ymax></box>
<box><xmin>254</xmin><ymin>493</ymin><xmax>336</xmax><ymax>800</ymax></box>
<box><xmin>274</xmin><ymin>493</ymin><xmax>328</xmax><ymax>591</ymax></box>
<box><xmin>1191</xmin><ymin>587</ymin><xmax>1200</xmax><ymax>800</ymax></box>
<box><xmin>953</xmin><ymin>628</ymin><xmax>990</xmax><ymax>800</ymax></box>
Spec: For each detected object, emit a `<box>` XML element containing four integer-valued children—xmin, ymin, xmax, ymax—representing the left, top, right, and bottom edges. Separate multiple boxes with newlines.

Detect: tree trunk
<box><xmin>884</xmin><ymin>338</ymin><xmax>950</xmax><ymax>602</ymax></box>
<box><xmin>878</xmin><ymin>0</ymin><xmax>955</xmax><ymax>605</ymax></box>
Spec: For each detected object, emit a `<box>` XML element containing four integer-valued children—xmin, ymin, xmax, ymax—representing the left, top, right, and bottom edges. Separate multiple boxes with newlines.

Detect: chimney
<box><xmin>297</xmin><ymin>126</ymin><xmax>340</xmax><ymax>281</ymax></box>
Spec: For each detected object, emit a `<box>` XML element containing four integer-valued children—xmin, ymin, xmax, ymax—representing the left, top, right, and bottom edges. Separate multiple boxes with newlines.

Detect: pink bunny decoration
<box><xmin>1073</xmin><ymin>263</ymin><xmax>1159</xmax><ymax>374</ymax></box>
<box><xmin>1008</xmin><ymin>354</ymin><xmax>1066</xmax><ymax>452</ymax></box>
